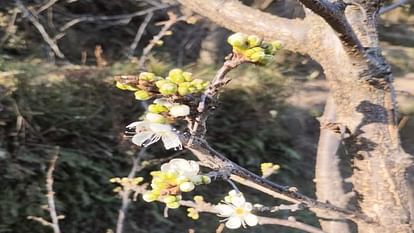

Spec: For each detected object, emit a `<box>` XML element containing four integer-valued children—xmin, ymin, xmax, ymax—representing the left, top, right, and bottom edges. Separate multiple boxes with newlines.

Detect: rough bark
<box><xmin>177</xmin><ymin>0</ymin><xmax>414</xmax><ymax>232</ymax></box>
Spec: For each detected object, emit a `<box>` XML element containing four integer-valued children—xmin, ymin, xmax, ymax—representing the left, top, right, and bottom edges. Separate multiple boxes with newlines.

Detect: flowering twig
<box><xmin>115</xmin><ymin>148</ymin><xmax>147</xmax><ymax>233</ymax></box>
<box><xmin>188</xmin><ymin>53</ymin><xmax>248</xmax><ymax>143</ymax></box>
<box><xmin>182</xmin><ymin>48</ymin><xmax>374</xmax><ymax>223</ymax></box>
<box><xmin>179</xmin><ymin>200</ymin><xmax>326</xmax><ymax>233</ymax></box>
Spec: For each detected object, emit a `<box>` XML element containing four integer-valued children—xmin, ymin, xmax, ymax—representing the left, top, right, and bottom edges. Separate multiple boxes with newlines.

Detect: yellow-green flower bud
<box><xmin>202</xmin><ymin>176</ymin><xmax>211</xmax><ymax>184</ymax></box>
<box><xmin>148</xmin><ymin>104</ymin><xmax>168</xmax><ymax>113</ymax></box>
<box><xmin>182</xmin><ymin>72</ymin><xmax>193</xmax><ymax>82</ymax></box>
<box><xmin>227</xmin><ymin>32</ymin><xmax>248</xmax><ymax>49</ymax></box>
<box><xmin>155</xmin><ymin>79</ymin><xmax>169</xmax><ymax>88</ymax></box>
<box><xmin>244</xmin><ymin>47</ymin><xmax>263</xmax><ymax>57</ymax></box>
<box><xmin>190</xmin><ymin>175</ymin><xmax>203</xmax><ymax>185</ymax></box>
<box><xmin>163</xmin><ymin>195</ymin><xmax>177</xmax><ymax>204</ymax></box>
<box><xmin>271</xmin><ymin>40</ymin><xmax>282</xmax><ymax>52</ymax></box>
<box><xmin>168</xmin><ymin>75</ymin><xmax>185</xmax><ymax>84</ymax></box>
<box><xmin>166</xmin><ymin>201</ymin><xmax>180</xmax><ymax>209</ymax></box>
<box><xmin>259</xmin><ymin>54</ymin><xmax>274</xmax><ymax>65</ymax></box>
<box><xmin>145</xmin><ymin>113</ymin><xmax>166</xmax><ymax>124</ymax></box>
<box><xmin>134</xmin><ymin>90</ymin><xmax>151</xmax><ymax>100</ymax></box>
<box><xmin>249</xmin><ymin>51</ymin><xmax>266</xmax><ymax>62</ymax></box>
<box><xmin>139</xmin><ymin>72</ymin><xmax>156</xmax><ymax>81</ymax></box>
<box><xmin>178</xmin><ymin>82</ymin><xmax>191</xmax><ymax>96</ymax></box>
<box><xmin>169</xmin><ymin>105</ymin><xmax>190</xmax><ymax>117</ymax></box>
<box><xmin>261</xmin><ymin>42</ymin><xmax>273</xmax><ymax>54</ymax></box>
<box><xmin>142</xmin><ymin>192</ymin><xmax>158</xmax><ymax>202</ymax></box>
<box><xmin>169</xmin><ymin>68</ymin><xmax>183</xmax><ymax>77</ymax></box>
<box><xmin>179</xmin><ymin>181</ymin><xmax>195</xmax><ymax>192</ymax></box>
<box><xmin>247</xmin><ymin>35</ymin><xmax>262</xmax><ymax>48</ymax></box>
<box><xmin>116</xmin><ymin>82</ymin><xmax>128</xmax><ymax>90</ymax></box>
<box><xmin>193</xmin><ymin>195</ymin><xmax>204</xmax><ymax>202</ymax></box>
<box><xmin>159</xmin><ymin>82</ymin><xmax>178</xmax><ymax>95</ymax></box>
<box><xmin>168</xmin><ymin>69</ymin><xmax>185</xmax><ymax>84</ymax></box>
<box><xmin>187</xmin><ymin>208</ymin><xmax>199</xmax><ymax>220</ymax></box>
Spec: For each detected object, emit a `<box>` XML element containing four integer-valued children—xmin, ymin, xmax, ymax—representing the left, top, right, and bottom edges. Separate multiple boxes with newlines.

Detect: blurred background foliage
<box><xmin>0</xmin><ymin>0</ymin><xmax>413</xmax><ymax>233</ymax></box>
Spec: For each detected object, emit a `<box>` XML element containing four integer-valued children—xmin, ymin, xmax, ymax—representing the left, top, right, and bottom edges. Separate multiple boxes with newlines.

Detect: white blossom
<box><xmin>127</xmin><ymin>121</ymin><xmax>182</xmax><ymax>150</ymax></box>
<box><xmin>216</xmin><ymin>190</ymin><xmax>258</xmax><ymax>229</ymax></box>
<box><xmin>160</xmin><ymin>158</ymin><xmax>199</xmax><ymax>177</ymax></box>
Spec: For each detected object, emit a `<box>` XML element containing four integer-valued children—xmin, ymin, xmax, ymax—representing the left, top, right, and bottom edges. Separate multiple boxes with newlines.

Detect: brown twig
<box><xmin>115</xmin><ymin>148</ymin><xmax>147</xmax><ymax>233</ymax></box>
<box><xmin>188</xmin><ymin>53</ymin><xmax>248</xmax><ymax>144</ymax></box>
<box><xmin>138</xmin><ymin>12</ymin><xmax>188</xmax><ymax>68</ymax></box>
<box><xmin>179</xmin><ymin>200</ymin><xmax>326</xmax><ymax>233</ymax></box>
<box><xmin>15</xmin><ymin>0</ymin><xmax>65</xmax><ymax>58</ymax></box>
<box><xmin>128</xmin><ymin>12</ymin><xmax>154</xmax><ymax>58</ymax></box>
<box><xmin>36</xmin><ymin>0</ymin><xmax>59</xmax><ymax>15</ymax></box>
<box><xmin>46</xmin><ymin>147</ymin><xmax>62</xmax><ymax>233</ymax></box>
<box><xmin>379</xmin><ymin>0</ymin><xmax>409</xmax><ymax>14</ymax></box>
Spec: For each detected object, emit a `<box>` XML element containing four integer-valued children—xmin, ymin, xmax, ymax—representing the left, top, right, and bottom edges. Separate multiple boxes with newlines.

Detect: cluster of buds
<box><xmin>260</xmin><ymin>162</ymin><xmax>280</xmax><ymax>178</ymax></box>
<box><xmin>116</xmin><ymin>69</ymin><xmax>209</xmax><ymax>101</ymax></box>
<box><xmin>227</xmin><ymin>32</ymin><xmax>282</xmax><ymax>64</ymax></box>
<box><xmin>142</xmin><ymin>159</ymin><xmax>211</xmax><ymax>209</ymax></box>
<box><xmin>109</xmin><ymin>177</ymin><xmax>144</xmax><ymax>199</ymax></box>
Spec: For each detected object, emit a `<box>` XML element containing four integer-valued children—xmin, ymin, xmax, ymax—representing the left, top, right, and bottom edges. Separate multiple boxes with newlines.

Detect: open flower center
<box><xmin>234</xmin><ymin>207</ymin><xmax>246</xmax><ymax>216</ymax></box>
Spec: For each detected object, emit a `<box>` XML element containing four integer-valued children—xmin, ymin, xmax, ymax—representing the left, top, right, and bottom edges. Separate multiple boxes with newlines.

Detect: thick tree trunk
<box><xmin>313</xmin><ymin>48</ymin><xmax>414</xmax><ymax>232</ymax></box>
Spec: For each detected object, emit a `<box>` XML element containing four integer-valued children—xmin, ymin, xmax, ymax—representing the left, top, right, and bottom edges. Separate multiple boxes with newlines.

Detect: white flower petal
<box><xmin>161</xmin><ymin>132</ymin><xmax>182</xmax><ymax>150</ymax></box>
<box><xmin>244</xmin><ymin>213</ymin><xmax>258</xmax><ymax>226</ymax></box>
<box><xmin>231</xmin><ymin>195</ymin><xmax>246</xmax><ymax>207</ymax></box>
<box><xmin>216</xmin><ymin>204</ymin><xmax>234</xmax><ymax>217</ymax></box>
<box><xmin>242</xmin><ymin>202</ymin><xmax>253</xmax><ymax>212</ymax></box>
<box><xmin>131</xmin><ymin>132</ymin><xmax>154</xmax><ymax>146</ymax></box>
<box><xmin>169</xmin><ymin>105</ymin><xmax>190</xmax><ymax>117</ymax></box>
<box><xmin>154</xmin><ymin>98</ymin><xmax>173</xmax><ymax>108</ymax></box>
<box><xmin>225</xmin><ymin>216</ymin><xmax>242</xmax><ymax>229</ymax></box>
<box><xmin>160</xmin><ymin>163</ymin><xmax>171</xmax><ymax>172</ymax></box>
<box><xmin>148</xmin><ymin>123</ymin><xmax>172</xmax><ymax>133</ymax></box>
<box><xmin>126</xmin><ymin>121</ymin><xmax>148</xmax><ymax>129</ymax></box>
<box><xmin>228</xmin><ymin>190</ymin><xmax>238</xmax><ymax>197</ymax></box>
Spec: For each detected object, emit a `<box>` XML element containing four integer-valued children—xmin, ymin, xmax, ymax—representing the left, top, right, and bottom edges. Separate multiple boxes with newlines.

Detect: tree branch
<box><xmin>16</xmin><ymin>0</ymin><xmax>65</xmax><ymax>59</ymax></box>
<box><xmin>379</xmin><ymin>0</ymin><xmax>409</xmax><ymax>14</ymax></box>
<box><xmin>315</xmin><ymin>95</ymin><xmax>352</xmax><ymax>233</ymax></box>
<box><xmin>127</xmin><ymin>12</ymin><xmax>153</xmax><ymax>58</ymax></box>
<box><xmin>45</xmin><ymin>147</ymin><xmax>62</xmax><ymax>233</ymax></box>
<box><xmin>180</xmin><ymin>200</ymin><xmax>326</xmax><ymax>233</ymax></box>
<box><xmin>185</xmin><ymin>137</ymin><xmax>373</xmax><ymax>223</ymax></box>
<box><xmin>115</xmin><ymin>149</ymin><xmax>147</xmax><ymax>233</ymax></box>
<box><xmin>176</xmin><ymin>0</ymin><xmax>310</xmax><ymax>54</ymax></box>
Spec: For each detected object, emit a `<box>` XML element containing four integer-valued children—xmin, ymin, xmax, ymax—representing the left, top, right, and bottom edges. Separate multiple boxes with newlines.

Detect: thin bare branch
<box><xmin>258</xmin><ymin>216</ymin><xmax>326</xmax><ymax>233</ymax></box>
<box><xmin>45</xmin><ymin>147</ymin><xmax>62</xmax><ymax>233</ymax></box>
<box><xmin>379</xmin><ymin>0</ymin><xmax>409</xmax><ymax>14</ymax></box>
<box><xmin>15</xmin><ymin>0</ymin><xmax>65</xmax><ymax>58</ymax></box>
<box><xmin>59</xmin><ymin>5</ymin><xmax>169</xmax><ymax>32</ymax></box>
<box><xmin>115</xmin><ymin>148</ymin><xmax>147</xmax><ymax>233</ymax></box>
<box><xmin>36</xmin><ymin>0</ymin><xmax>59</xmax><ymax>15</ymax></box>
<box><xmin>128</xmin><ymin>12</ymin><xmax>154</xmax><ymax>58</ymax></box>
<box><xmin>138</xmin><ymin>12</ymin><xmax>186</xmax><ymax>68</ymax></box>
